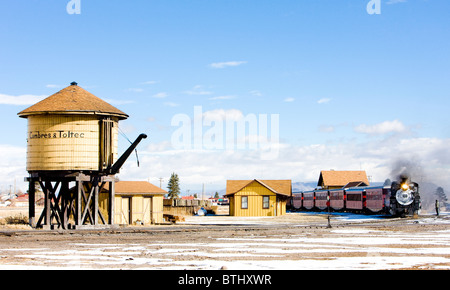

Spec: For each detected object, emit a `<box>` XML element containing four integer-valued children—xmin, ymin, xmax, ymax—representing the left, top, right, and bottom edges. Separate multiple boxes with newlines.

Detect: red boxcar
<box><xmin>365</xmin><ymin>186</ymin><xmax>389</xmax><ymax>213</ymax></box>
<box><xmin>302</xmin><ymin>191</ymin><xmax>315</xmax><ymax>210</ymax></box>
<box><xmin>292</xmin><ymin>192</ymin><xmax>302</xmax><ymax>210</ymax></box>
<box><xmin>315</xmin><ymin>190</ymin><xmax>329</xmax><ymax>210</ymax></box>
<box><xmin>345</xmin><ymin>188</ymin><xmax>364</xmax><ymax>210</ymax></box>
<box><xmin>330</xmin><ymin>189</ymin><xmax>345</xmax><ymax>211</ymax></box>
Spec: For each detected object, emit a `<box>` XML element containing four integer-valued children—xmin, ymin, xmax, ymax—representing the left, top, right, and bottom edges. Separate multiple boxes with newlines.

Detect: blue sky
<box><xmin>0</xmin><ymin>1</ymin><xmax>449</xmax><ymax>194</ymax></box>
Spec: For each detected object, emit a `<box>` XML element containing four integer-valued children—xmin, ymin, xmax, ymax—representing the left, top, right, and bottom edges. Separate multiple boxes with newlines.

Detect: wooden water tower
<box><xmin>18</xmin><ymin>82</ymin><xmax>147</xmax><ymax>229</ymax></box>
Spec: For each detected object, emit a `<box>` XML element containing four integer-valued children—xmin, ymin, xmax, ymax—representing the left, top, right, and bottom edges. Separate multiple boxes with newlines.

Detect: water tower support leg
<box><xmin>76</xmin><ymin>175</ymin><xmax>110</xmax><ymax>227</ymax></box>
<box><xmin>93</xmin><ymin>178</ymin><xmax>99</xmax><ymax>225</ymax></box>
<box><xmin>60</xmin><ymin>181</ymin><xmax>70</xmax><ymax>229</ymax></box>
<box><xmin>28</xmin><ymin>178</ymin><xmax>36</xmax><ymax>228</ymax></box>
<box><xmin>43</xmin><ymin>182</ymin><xmax>51</xmax><ymax>226</ymax></box>
<box><xmin>76</xmin><ymin>179</ymin><xmax>82</xmax><ymax>226</ymax></box>
<box><xmin>108</xmin><ymin>180</ymin><xmax>115</xmax><ymax>224</ymax></box>
<box><xmin>80</xmin><ymin>182</ymin><xmax>94</xmax><ymax>225</ymax></box>
<box><xmin>39</xmin><ymin>180</ymin><xmax>64</xmax><ymax>229</ymax></box>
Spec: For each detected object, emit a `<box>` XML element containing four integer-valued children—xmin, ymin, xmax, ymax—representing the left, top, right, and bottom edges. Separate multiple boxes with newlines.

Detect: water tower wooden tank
<box><xmin>18</xmin><ymin>82</ymin><xmax>146</xmax><ymax>229</ymax></box>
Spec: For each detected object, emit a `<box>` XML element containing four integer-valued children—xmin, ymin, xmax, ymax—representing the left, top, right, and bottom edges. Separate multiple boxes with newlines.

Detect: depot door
<box><xmin>276</xmin><ymin>197</ymin><xmax>280</xmax><ymax>216</ymax></box>
<box><xmin>120</xmin><ymin>197</ymin><xmax>131</xmax><ymax>225</ymax></box>
<box><xmin>143</xmin><ymin>197</ymin><xmax>152</xmax><ymax>225</ymax></box>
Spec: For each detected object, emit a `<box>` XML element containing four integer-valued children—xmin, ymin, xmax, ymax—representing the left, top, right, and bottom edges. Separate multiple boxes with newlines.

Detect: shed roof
<box><xmin>18</xmin><ymin>82</ymin><xmax>128</xmax><ymax>120</ymax></box>
<box><xmin>318</xmin><ymin>170</ymin><xmax>369</xmax><ymax>188</ymax></box>
<box><xmin>225</xmin><ymin>179</ymin><xmax>291</xmax><ymax>197</ymax></box>
<box><xmin>343</xmin><ymin>181</ymin><xmax>369</xmax><ymax>188</ymax></box>
<box><xmin>105</xmin><ymin>181</ymin><xmax>167</xmax><ymax>195</ymax></box>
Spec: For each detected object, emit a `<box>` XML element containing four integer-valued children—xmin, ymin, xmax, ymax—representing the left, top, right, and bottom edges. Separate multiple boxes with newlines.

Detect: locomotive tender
<box><xmin>291</xmin><ymin>178</ymin><xmax>421</xmax><ymax>217</ymax></box>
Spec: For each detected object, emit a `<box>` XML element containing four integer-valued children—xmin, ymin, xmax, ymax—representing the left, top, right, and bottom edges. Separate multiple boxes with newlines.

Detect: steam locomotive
<box><xmin>291</xmin><ymin>178</ymin><xmax>421</xmax><ymax>217</ymax></box>
<box><xmin>389</xmin><ymin>176</ymin><xmax>421</xmax><ymax>217</ymax></box>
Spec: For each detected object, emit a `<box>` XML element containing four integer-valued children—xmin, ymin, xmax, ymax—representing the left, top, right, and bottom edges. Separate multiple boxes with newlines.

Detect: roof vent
<box><xmin>70</xmin><ymin>81</ymin><xmax>78</xmax><ymax>86</ymax></box>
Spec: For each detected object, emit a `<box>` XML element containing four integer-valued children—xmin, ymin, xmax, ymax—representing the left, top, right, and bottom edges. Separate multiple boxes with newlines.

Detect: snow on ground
<box><xmin>0</xmin><ymin>212</ymin><xmax>449</xmax><ymax>270</ymax></box>
<box><xmin>2</xmin><ymin>227</ymin><xmax>448</xmax><ymax>270</ymax></box>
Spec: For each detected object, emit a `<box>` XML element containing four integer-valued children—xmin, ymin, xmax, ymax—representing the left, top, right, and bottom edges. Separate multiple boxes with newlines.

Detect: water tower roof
<box><xmin>18</xmin><ymin>82</ymin><xmax>129</xmax><ymax>120</ymax></box>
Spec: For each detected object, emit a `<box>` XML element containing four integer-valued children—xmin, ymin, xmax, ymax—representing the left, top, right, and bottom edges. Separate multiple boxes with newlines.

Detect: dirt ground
<box><xmin>0</xmin><ymin>210</ymin><xmax>449</xmax><ymax>270</ymax></box>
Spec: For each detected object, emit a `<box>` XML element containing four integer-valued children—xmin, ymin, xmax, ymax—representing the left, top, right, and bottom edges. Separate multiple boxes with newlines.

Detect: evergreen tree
<box><xmin>214</xmin><ymin>192</ymin><xmax>219</xmax><ymax>198</ymax></box>
<box><xmin>167</xmin><ymin>172</ymin><xmax>180</xmax><ymax>199</ymax></box>
<box><xmin>435</xmin><ymin>187</ymin><xmax>448</xmax><ymax>206</ymax></box>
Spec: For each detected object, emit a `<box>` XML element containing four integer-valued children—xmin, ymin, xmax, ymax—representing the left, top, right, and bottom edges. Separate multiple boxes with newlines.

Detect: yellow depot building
<box><xmin>226</xmin><ymin>179</ymin><xmax>291</xmax><ymax>217</ymax></box>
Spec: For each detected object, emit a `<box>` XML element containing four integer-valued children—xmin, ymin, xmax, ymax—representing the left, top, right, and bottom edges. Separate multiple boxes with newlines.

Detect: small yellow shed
<box><xmin>226</xmin><ymin>179</ymin><xmax>291</xmax><ymax>217</ymax></box>
<box><xmin>102</xmin><ymin>181</ymin><xmax>167</xmax><ymax>225</ymax></box>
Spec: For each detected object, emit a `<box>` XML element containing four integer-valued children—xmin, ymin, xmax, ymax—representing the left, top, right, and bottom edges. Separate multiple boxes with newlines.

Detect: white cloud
<box><xmin>209</xmin><ymin>61</ymin><xmax>247</xmax><ymax>69</ymax></box>
<box><xmin>45</xmin><ymin>84</ymin><xmax>62</xmax><ymax>89</ymax></box>
<box><xmin>250</xmin><ymin>90</ymin><xmax>262</xmax><ymax>97</ymax></box>
<box><xmin>152</xmin><ymin>92</ymin><xmax>169</xmax><ymax>98</ymax></box>
<box><xmin>284</xmin><ymin>97</ymin><xmax>295</xmax><ymax>102</ymax></box>
<box><xmin>184</xmin><ymin>85</ymin><xmax>213</xmax><ymax>96</ymax></box>
<box><xmin>202</xmin><ymin>108</ymin><xmax>244</xmax><ymax>122</ymax></box>
<box><xmin>164</xmin><ymin>102</ymin><xmax>180</xmax><ymax>107</ymax></box>
<box><xmin>0</xmin><ymin>145</ymin><xmax>27</xmax><ymax>192</ymax></box>
<box><xmin>317</xmin><ymin>98</ymin><xmax>331</xmax><ymax>104</ymax></box>
<box><xmin>140</xmin><ymin>80</ymin><xmax>159</xmax><ymax>85</ymax></box>
<box><xmin>208</xmin><ymin>95</ymin><xmax>236</xmax><ymax>100</ymax></box>
<box><xmin>127</xmin><ymin>88</ymin><xmax>144</xmax><ymax>93</ymax></box>
<box><xmin>319</xmin><ymin>125</ymin><xmax>335</xmax><ymax>133</ymax></box>
<box><xmin>354</xmin><ymin>120</ymin><xmax>406</xmax><ymax>135</ymax></box>
<box><xmin>3</xmin><ymin>134</ymin><xmax>450</xmax><ymax>197</ymax></box>
<box><xmin>0</xmin><ymin>94</ymin><xmax>46</xmax><ymax>105</ymax></box>
<box><xmin>118</xmin><ymin>136</ymin><xmax>450</xmax><ymax>194</ymax></box>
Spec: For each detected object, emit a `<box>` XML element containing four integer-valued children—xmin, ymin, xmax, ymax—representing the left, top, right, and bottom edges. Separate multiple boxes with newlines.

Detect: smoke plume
<box><xmin>389</xmin><ymin>158</ymin><xmax>425</xmax><ymax>183</ymax></box>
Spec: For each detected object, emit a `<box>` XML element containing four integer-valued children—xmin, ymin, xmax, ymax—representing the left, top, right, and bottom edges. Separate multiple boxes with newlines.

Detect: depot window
<box><xmin>241</xmin><ymin>196</ymin><xmax>248</xmax><ymax>209</ymax></box>
<box><xmin>263</xmin><ymin>196</ymin><xmax>270</xmax><ymax>209</ymax></box>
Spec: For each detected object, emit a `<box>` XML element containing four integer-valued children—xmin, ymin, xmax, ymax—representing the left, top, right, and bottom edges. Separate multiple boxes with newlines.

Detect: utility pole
<box><xmin>202</xmin><ymin>183</ymin><xmax>205</xmax><ymax>201</ymax></box>
<box><xmin>159</xmin><ymin>177</ymin><xmax>163</xmax><ymax>189</ymax></box>
<box><xmin>327</xmin><ymin>193</ymin><xmax>332</xmax><ymax>228</ymax></box>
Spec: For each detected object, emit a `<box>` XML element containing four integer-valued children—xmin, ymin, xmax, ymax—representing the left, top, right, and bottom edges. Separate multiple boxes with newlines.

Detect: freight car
<box><xmin>291</xmin><ymin>178</ymin><xmax>420</xmax><ymax>217</ymax></box>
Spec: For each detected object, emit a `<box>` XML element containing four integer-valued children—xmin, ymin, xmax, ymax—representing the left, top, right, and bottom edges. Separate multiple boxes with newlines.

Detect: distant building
<box><xmin>12</xmin><ymin>194</ymin><xmax>29</xmax><ymax>207</ymax></box>
<box><xmin>181</xmin><ymin>195</ymin><xmax>195</xmax><ymax>200</ymax></box>
<box><xmin>226</xmin><ymin>179</ymin><xmax>291</xmax><ymax>217</ymax></box>
<box><xmin>318</xmin><ymin>170</ymin><xmax>369</xmax><ymax>189</ymax></box>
